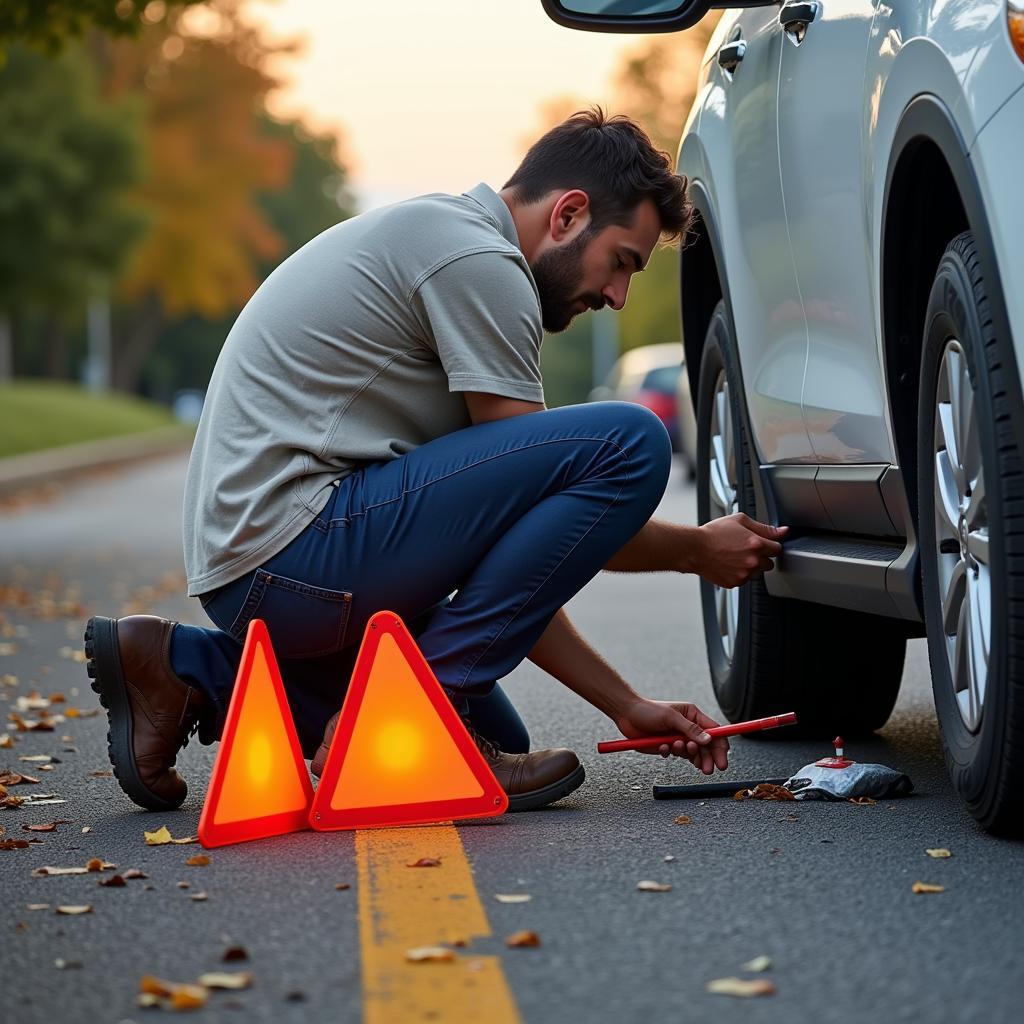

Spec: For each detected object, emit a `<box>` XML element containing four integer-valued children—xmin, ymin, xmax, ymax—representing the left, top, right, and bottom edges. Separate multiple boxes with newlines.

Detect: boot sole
<box><xmin>84</xmin><ymin>616</ymin><xmax>184</xmax><ymax>812</ymax></box>
<box><xmin>507</xmin><ymin>763</ymin><xmax>586</xmax><ymax>812</ymax></box>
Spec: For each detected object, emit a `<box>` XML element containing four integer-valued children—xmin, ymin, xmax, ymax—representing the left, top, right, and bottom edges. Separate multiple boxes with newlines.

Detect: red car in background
<box><xmin>589</xmin><ymin>342</ymin><xmax>697</xmax><ymax>478</ymax></box>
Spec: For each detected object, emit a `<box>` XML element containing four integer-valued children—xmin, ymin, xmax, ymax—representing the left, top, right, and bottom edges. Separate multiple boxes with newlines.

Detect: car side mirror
<box><xmin>540</xmin><ymin>1</ymin><xmax>778</xmax><ymax>34</ymax></box>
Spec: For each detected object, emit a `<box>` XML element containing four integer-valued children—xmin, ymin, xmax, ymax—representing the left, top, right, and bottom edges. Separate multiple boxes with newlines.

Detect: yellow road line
<box><xmin>357</xmin><ymin>824</ymin><xmax>521</xmax><ymax>1024</ymax></box>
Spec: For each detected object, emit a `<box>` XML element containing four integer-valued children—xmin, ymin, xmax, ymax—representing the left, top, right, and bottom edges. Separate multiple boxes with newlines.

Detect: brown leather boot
<box><xmin>310</xmin><ymin>710</ymin><xmax>585</xmax><ymax>812</ymax></box>
<box><xmin>84</xmin><ymin>615</ymin><xmax>207</xmax><ymax>811</ymax></box>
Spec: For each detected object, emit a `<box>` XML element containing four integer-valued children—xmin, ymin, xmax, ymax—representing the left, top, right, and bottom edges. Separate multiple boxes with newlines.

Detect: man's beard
<box><xmin>530</xmin><ymin>229</ymin><xmax>603</xmax><ymax>333</ymax></box>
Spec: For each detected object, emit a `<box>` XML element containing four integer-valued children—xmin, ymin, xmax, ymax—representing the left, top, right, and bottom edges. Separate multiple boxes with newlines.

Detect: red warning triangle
<box><xmin>198</xmin><ymin>619</ymin><xmax>314</xmax><ymax>848</ymax></box>
<box><xmin>309</xmin><ymin>611</ymin><xmax>508</xmax><ymax>830</ymax></box>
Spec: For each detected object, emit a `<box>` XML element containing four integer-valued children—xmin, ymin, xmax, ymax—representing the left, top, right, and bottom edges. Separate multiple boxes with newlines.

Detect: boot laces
<box><xmin>462</xmin><ymin>720</ymin><xmax>501</xmax><ymax>761</ymax></box>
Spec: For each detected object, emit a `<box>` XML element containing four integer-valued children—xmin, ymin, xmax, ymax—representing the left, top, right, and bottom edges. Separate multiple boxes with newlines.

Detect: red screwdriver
<box><xmin>597</xmin><ymin>712</ymin><xmax>798</xmax><ymax>754</ymax></box>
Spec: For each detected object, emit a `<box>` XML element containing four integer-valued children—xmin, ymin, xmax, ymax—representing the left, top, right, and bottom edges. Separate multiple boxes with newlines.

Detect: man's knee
<box><xmin>598</xmin><ymin>401</ymin><xmax>673</xmax><ymax>485</ymax></box>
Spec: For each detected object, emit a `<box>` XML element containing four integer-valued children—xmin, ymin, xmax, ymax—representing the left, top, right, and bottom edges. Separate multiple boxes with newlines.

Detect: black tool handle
<box><xmin>653</xmin><ymin>778</ymin><xmax>789</xmax><ymax>799</ymax></box>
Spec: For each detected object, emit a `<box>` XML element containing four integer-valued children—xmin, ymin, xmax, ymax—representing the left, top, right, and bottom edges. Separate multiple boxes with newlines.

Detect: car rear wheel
<box><xmin>696</xmin><ymin>301</ymin><xmax>906</xmax><ymax>735</ymax></box>
<box><xmin>918</xmin><ymin>231</ymin><xmax>1024</xmax><ymax>835</ymax></box>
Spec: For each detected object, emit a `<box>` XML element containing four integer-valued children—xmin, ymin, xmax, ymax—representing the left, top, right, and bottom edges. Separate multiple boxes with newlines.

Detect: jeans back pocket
<box><xmin>228</xmin><ymin>570</ymin><xmax>352</xmax><ymax>659</ymax></box>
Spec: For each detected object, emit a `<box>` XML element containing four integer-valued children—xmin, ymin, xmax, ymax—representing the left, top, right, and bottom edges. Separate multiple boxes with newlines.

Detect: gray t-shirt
<box><xmin>183</xmin><ymin>183</ymin><xmax>544</xmax><ymax>596</ymax></box>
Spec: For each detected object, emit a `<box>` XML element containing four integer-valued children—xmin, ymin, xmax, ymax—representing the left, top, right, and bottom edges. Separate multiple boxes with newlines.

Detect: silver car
<box><xmin>543</xmin><ymin>0</ymin><xmax>1024</xmax><ymax>833</ymax></box>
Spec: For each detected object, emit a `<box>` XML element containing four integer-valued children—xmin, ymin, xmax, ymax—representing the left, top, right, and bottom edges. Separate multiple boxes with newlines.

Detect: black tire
<box><xmin>696</xmin><ymin>301</ymin><xmax>906</xmax><ymax>735</ymax></box>
<box><xmin>917</xmin><ymin>231</ymin><xmax>1024</xmax><ymax>835</ymax></box>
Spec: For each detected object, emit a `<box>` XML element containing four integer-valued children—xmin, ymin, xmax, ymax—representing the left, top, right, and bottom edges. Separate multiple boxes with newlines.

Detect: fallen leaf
<box><xmin>54</xmin><ymin>958</ymin><xmax>82</xmax><ymax>970</ymax></box>
<box><xmin>144</xmin><ymin>825</ymin><xmax>197</xmax><ymax>846</ymax></box>
<box><xmin>33</xmin><ymin>861</ymin><xmax>114</xmax><ymax>876</ymax></box>
<box><xmin>1</xmin><ymin>839</ymin><xmax>30</xmax><ymax>849</ymax></box>
<box><xmin>0</xmin><ymin>733</ymin><xmax>12</xmax><ymax>748</ymax></box>
<box><xmin>742</xmin><ymin>955</ymin><xmax>773</xmax><ymax>973</ymax></box>
<box><xmin>734</xmin><ymin>784</ymin><xmax>794</xmax><ymax>802</ymax></box>
<box><xmin>176</xmin><ymin>882</ymin><xmax>190</xmax><ymax>889</ymax></box>
<box><xmin>18</xmin><ymin>754</ymin><xmax>52</xmax><ymax>763</ymax></box>
<box><xmin>849</xmin><ymin>796</ymin><xmax>876</xmax><ymax>805</ymax></box>
<box><xmin>912</xmin><ymin>882</ymin><xmax>945</xmax><ymax>894</ymax></box>
<box><xmin>926</xmin><ymin>848</ymin><xmax>952</xmax><ymax>859</ymax></box>
<box><xmin>0</xmin><ymin>771</ymin><xmax>40</xmax><ymax>785</ymax></box>
<box><xmin>185</xmin><ymin>854</ymin><xmax>210</xmax><ymax>867</ymax></box>
<box><xmin>81</xmin><ymin>827</ymin><xmax>91</xmax><ymax>834</ymax></box>
<box><xmin>495</xmin><ymin>894</ymin><xmax>532</xmax><ymax>904</ymax></box>
<box><xmin>26</xmin><ymin>903</ymin><xmax>49</xmax><ymax>911</ymax></box>
<box><xmin>88</xmin><ymin>770</ymin><xmax>113</xmax><ymax>777</ymax></box>
<box><xmin>55</xmin><ymin>905</ymin><xmax>92</xmax><ymax>915</ymax></box>
<box><xmin>636</xmin><ymin>880</ymin><xmax>672</xmax><ymax>892</ymax></box>
<box><xmin>190</xmin><ymin>892</ymin><xmax>209</xmax><ymax>902</ymax></box>
<box><xmin>673</xmin><ymin>815</ymin><xmax>692</xmax><ymax>825</ymax></box>
<box><xmin>140</xmin><ymin>977</ymin><xmax>173</xmax><ymax>998</ymax></box>
<box><xmin>405</xmin><ymin>946</ymin><xmax>456</xmax><ymax>963</ymax></box>
<box><xmin>122</xmin><ymin>868</ymin><xmax>148</xmax><ymax>880</ymax></box>
<box><xmin>198</xmin><ymin>972</ymin><xmax>252</xmax><ymax>990</ymax></box>
<box><xmin>505</xmin><ymin>931</ymin><xmax>541</xmax><ymax>948</ymax></box>
<box><xmin>98</xmin><ymin>875</ymin><xmax>126</xmax><ymax>887</ymax></box>
<box><xmin>170</xmin><ymin>987</ymin><xmax>208</xmax><ymax>1010</ymax></box>
<box><xmin>407</xmin><ymin>857</ymin><xmax>441</xmax><ymax>867</ymax></box>
<box><xmin>707</xmin><ymin>977</ymin><xmax>776</xmax><ymax>998</ymax></box>
<box><xmin>136</xmin><ymin>994</ymin><xmax>161</xmax><ymax>1009</ymax></box>
<box><xmin>222</xmin><ymin>946</ymin><xmax>248</xmax><ymax>962</ymax></box>
<box><xmin>21</xmin><ymin>822</ymin><xmax>70</xmax><ymax>833</ymax></box>
<box><xmin>663</xmin><ymin>855</ymin><xmax>675</xmax><ymax>862</ymax></box>
<box><xmin>334</xmin><ymin>883</ymin><xmax>351</xmax><ymax>891</ymax></box>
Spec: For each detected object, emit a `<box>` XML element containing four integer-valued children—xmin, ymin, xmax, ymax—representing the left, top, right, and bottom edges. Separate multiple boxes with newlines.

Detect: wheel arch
<box><xmin>882</xmin><ymin>94</ymin><xmax>1024</xmax><ymax>524</ymax></box>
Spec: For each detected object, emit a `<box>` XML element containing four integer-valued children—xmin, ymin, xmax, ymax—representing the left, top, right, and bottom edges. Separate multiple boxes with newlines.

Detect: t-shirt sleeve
<box><xmin>412</xmin><ymin>248</ymin><xmax>545</xmax><ymax>404</ymax></box>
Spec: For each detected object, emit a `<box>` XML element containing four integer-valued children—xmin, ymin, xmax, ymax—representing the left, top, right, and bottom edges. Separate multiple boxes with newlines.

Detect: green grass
<box><xmin>0</xmin><ymin>380</ymin><xmax>183</xmax><ymax>459</ymax></box>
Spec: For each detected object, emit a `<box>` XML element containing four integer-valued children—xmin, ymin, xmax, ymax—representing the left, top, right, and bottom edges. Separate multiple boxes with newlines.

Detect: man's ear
<box><xmin>549</xmin><ymin>189</ymin><xmax>590</xmax><ymax>242</ymax></box>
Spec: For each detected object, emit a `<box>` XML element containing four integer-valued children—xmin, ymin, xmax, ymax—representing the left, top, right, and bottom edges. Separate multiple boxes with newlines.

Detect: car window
<box><xmin>642</xmin><ymin>365</ymin><xmax>682</xmax><ymax>393</ymax></box>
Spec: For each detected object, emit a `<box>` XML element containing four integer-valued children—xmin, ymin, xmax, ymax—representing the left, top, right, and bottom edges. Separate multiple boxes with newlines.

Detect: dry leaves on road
<box><xmin>198</xmin><ymin>972</ymin><xmax>251</xmax><ymax>990</ymax></box>
<box><xmin>505</xmin><ymin>931</ymin><xmax>541</xmax><ymax>948</ymax></box>
<box><xmin>21</xmin><ymin>821</ymin><xmax>71</xmax><ymax>832</ymax></box>
<box><xmin>55</xmin><ymin>905</ymin><xmax>92</xmax><ymax>915</ymax></box>
<box><xmin>1</xmin><ymin>839</ymin><xmax>31</xmax><ymax>849</ymax></box>
<box><xmin>706</xmin><ymin>977</ymin><xmax>776</xmax><ymax>998</ymax></box>
<box><xmin>926</xmin><ymin>848</ymin><xmax>952</xmax><ymax>858</ymax></box>
<box><xmin>334</xmin><ymin>883</ymin><xmax>351</xmax><ymax>891</ymax></box>
<box><xmin>494</xmin><ymin>894</ymin><xmax>532</xmax><ymax>904</ymax></box>
<box><xmin>405</xmin><ymin>946</ymin><xmax>456</xmax><ymax>963</ymax></box>
<box><xmin>32</xmin><ymin>861</ymin><xmax>115</xmax><ymax>876</ymax></box>
<box><xmin>673</xmin><ymin>814</ymin><xmax>692</xmax><ymax>825</ymax></box>
<box><xmin>636</xmin><ymin>880</ymin><xmax>672</xmax><ymax>893</ymax></box>
<box><xmin>406</xmin><ymin>857</ymin><xmax>441</xmax><ymax>867</ymax></box>
<box><xmin>185</xmin><ymin>855</ymin><xmax>210</xmax><ymax>867</ymax></box>
<box><xmin>912</xmin><ymin>882</ymin><xmax>946</xmax><ymax>894</ymax></box>
<box><xmin>0</xmin><ymin>771</ymin><xmax>40</xmax><ymax>786</ymax></box>
<box><xmin>222</xmin><ymin>946</ymin><xmax>248</xmax><ymax>962</ymax></box>
<box><xmin>139</xmin><ymin>976</ymin><xmax>208</xmax><ymax>1011</ymax></box>
<box><xmin>741</xmin><ymin>956</ymin><xmax>772</xmax><ymax>972</ymax></box>
<box><xmin>734</xmin><ymin>784</ymin><xmax>794</xmax><ymax>802</ymax></box>
<box><xmin>144</xmin><ymin>826</ymin><xmax>198</xmax><ymax>846</ymax></box>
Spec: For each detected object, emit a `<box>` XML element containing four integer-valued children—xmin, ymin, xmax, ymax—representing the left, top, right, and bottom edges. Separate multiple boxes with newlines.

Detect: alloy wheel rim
<box><xmin>708</xmin><ymin>369</ymin><xmax>740</xmax><ymax>664</ymax></box>
<box><xmin>933</xmin><ymin>339</ymin><xmax>991</xmax><ymax>733</ymax></box>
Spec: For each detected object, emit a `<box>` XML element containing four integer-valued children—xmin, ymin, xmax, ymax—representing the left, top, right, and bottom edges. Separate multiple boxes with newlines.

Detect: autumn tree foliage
<box><xmin>0</xmin><ymin>45</ymin><xmax>145</xmax><ymax>380</ymax></box>
<box><xmin>0</xmin><ymin>0</ymin><xmax>203</xmax><ymax>54</ymax></box>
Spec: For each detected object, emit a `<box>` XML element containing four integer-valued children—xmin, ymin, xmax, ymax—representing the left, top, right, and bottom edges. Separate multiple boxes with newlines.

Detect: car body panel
<box><xmin>679</xmin><ymin>5</ymin><xmax>816</xmax><ymax>465</ymax></box>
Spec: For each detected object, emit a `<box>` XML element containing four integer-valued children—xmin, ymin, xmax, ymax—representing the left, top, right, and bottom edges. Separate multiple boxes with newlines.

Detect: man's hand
<box><xmin>613</xmin><ymin>697</ymin><xmax>730</xmax><ymax>775</ymax></box>
<box><xmin>692</xmin><ymin>512</ymin><xmax>788</xmax><ymax>588</ymax></box>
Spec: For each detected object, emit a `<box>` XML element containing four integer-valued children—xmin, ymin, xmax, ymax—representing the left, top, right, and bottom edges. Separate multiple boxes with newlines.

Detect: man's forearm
<box><xmin>527</xmin><ymin>608</ymin><xmax>639</xmax><ymax>719</ymax></box>
<box><xmin>603</xmin><ymin>516</ymin><xmax>705</xmax><ymax>573</ymax></box>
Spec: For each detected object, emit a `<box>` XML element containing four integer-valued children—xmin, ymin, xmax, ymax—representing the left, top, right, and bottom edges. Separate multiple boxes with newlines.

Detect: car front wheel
<box><xmin>918</xmin><ymin>231</ymin><xmax>1024</xmax><ymax>835</ymax></box>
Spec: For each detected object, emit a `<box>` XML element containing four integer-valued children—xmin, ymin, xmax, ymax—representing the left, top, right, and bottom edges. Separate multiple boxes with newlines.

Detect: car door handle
<box><xmin>780</xmin><ymin>1</ymin><xmax>819</xmax><ymax>36</ymax></box>
<box><xmin>717</xmin><ymin>40</ymin><xmax>746</xmax><ymax>73</ymax></box>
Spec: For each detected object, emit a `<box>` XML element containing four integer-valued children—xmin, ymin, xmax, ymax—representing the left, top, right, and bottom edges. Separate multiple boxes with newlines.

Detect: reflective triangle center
<box><xmin>330</xmin><ymin>633</ymin><xmax>485</xmax><ymax>810</ymax></box>
<box><xmin>213</xmin><ymin>640</ymin><xmax>310</xmax><ymax>825</ymax></box>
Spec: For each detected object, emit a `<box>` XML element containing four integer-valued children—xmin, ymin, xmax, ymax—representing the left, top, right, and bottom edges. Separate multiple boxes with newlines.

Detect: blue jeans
<box><xmin>170</xmin><ymin>402</ymin><xmax>671</xmax><ymax>757</ymax></box>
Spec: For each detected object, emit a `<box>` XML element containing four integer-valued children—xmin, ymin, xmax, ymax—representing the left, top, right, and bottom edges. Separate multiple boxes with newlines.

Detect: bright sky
<box><xmin>248</xmin><ymin>0</ymin><xmax>654</xmax><ymax>212</ymax></box>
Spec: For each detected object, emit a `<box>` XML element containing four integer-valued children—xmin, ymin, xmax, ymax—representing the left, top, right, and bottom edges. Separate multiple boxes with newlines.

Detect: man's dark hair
<box><xmin>503</xmin><ymin>106</ymin><xmax>692</xmax><ymax>243</ymax></box>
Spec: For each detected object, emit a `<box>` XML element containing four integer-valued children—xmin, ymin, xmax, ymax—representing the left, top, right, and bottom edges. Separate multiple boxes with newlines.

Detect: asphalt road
<box><xmin>2</xmin><ymin>453</ymin><xmax>1022</xmax><ymax>1024</ymax></box>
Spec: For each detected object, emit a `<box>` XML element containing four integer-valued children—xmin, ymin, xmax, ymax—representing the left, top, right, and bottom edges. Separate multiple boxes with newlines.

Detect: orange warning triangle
<box><xmin>198</xmin><ymin>619</ymin><xmax>314</xmax><ymax>848</ymax></box>
<box><xmin>309</xmin><ymin>611</ymin><xmax>508</xmax><ymax>830</ymax></box>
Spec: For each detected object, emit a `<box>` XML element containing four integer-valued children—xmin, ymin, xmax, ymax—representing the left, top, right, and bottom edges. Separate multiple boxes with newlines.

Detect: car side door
<box><xmin>776</xmin><ymin>0</ymin><xmax>894</xmax><ymax>468</ymax></box>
